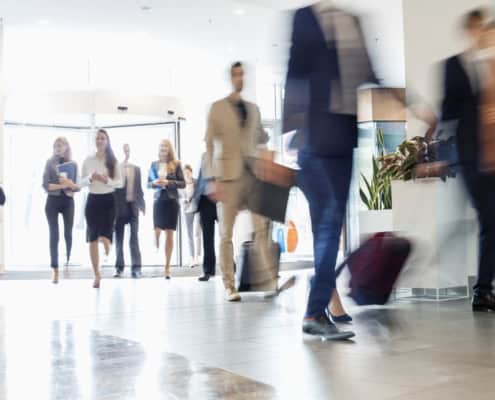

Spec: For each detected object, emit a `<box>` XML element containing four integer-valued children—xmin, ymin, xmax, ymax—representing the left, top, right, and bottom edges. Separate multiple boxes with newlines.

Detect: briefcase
<box><xmin>247</xmin><ymin>179</ymin><xmax>291</xmax><ymax>223</ymax></box>
<box><xmin>248</xmin><ymin>155</ymin><xmax>296</xmax><ymax>223</ymax></box>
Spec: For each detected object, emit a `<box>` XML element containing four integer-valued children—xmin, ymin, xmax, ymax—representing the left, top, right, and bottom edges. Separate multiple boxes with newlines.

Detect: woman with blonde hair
<box><xmin>81</xmin><ymin>129</ymin><xmax>121</xmax><ymax>288</ymax></box>
<box><xmin>148</xmin><ymin>139</ymin><xmax>185</xmax><ymax>279</ymax></box>
<box><xmin>42</xmin><ymin>137</ymin><xmax>79</xmax><ymax>284</ymax></box>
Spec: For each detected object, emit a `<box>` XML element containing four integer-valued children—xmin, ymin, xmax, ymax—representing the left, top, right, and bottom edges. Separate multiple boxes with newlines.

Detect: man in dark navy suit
<box><xmin>283</xmin><ymin>2</ymin><xmax>378</xmax><ymax>339</ymax></box>
<box><xmin>193</xmin><ymin>153</ymin><xmax>218</xmax><ymax>282</ymax></box>
<box><xmin>440</xmin><ymin>10</ymin><xmax>495</xmax><ymax>312</ymax></box>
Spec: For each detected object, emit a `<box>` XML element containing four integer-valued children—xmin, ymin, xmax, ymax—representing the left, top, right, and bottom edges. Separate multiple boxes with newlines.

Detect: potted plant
<box><xmin>357</xmin><ymin>129</ymin><xmax>394</xmax><ymax>242</ymax></box>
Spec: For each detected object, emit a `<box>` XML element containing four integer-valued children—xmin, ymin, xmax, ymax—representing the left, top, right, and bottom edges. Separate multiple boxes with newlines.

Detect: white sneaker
<box><xmin>226</xmin><ymin>288</ymin><xmax>241</xmax><ymax>302</ymax></box>
<box><xmin>187</xmin><ymin>258</ymin><xmax>195</xmax><ymax>268</ymax></box>
<box><xmin>194</xmin><ymin>255</ymin><xmax>202</xmax><ymax>266</ymax></box>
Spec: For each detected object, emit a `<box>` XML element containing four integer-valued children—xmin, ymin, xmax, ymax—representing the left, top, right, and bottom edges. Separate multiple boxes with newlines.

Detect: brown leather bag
<box><xmin>479</xmin><ymin>60</ymin><xmax>495</xmax><ymax>173</ymax></box>
<box><xmin>255</xmin><ymin>150</ymin><xmax>296</xmax><ymax>188</ymax></box>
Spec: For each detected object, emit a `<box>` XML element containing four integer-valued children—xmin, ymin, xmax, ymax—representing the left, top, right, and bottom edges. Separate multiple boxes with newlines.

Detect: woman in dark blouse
<box><xmin>148</xmin><ymin>139</ymin><xmax>185</xmax><ymax>279</ymax></box>
<box><xmin>42</xmin><ymin>137</ymin><xmax>79</xmax><ymax>284</ymax></box>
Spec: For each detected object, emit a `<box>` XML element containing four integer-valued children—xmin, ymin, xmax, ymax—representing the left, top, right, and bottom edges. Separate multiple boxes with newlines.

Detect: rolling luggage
<box><xmin>335</xmin><ymin>232</ymin><xmax>412</xmax><ymax>305</ymax></box>
<box><xmin>236</xmin><ymin>240</ymin><xmax>281</xmax><ymax>292</ymax></box>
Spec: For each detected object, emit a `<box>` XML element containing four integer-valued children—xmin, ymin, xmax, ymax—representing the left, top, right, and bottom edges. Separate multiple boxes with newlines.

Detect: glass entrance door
<box><xmin>106</xmin><ymin>123</ymin><xmax>181</xmax><ymax>268</ymax></box>
<box><xmin>4</xmin><ymin>122</ymin><xmax>182</xmax><ymax>269</ymax></box>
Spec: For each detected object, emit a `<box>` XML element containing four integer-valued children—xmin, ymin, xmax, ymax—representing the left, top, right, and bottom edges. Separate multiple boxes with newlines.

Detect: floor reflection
<box><xmin>1</xmin><ymin>321</ymin><xmax>275</xmax><ymax>400</ymax></box>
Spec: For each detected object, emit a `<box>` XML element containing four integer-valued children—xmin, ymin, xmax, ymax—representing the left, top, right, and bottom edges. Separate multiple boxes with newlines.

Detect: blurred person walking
<box><xmin>114</xmin><ymin>144</ymin><xmax>145</xmax><ymax>279</ymax></box>
<box><xmin>148</xmin><ymin>139</ymin><xmax>185</xmax><ymax>279</ymax></box>
<box><xmin>440</xmin><ymin>10</ymin><xmax>495</xmax><ymax>312</ymax></box>
<box><xmin>192</xmin><ymin>154</ymin><xmax>217</xmax><ymax>282</ymax></box>
<box><xmin>283</xmin><ymin>2</ymin><xmax>380</xmax><ymax>339</ymax></box>
<box><xmin>205</xmin><ymin>61</ymin><xmax>273</xmax><ymax>302</ymax></box>
<box><xmin>42</xmin><ymin>137</ymin><xmax>79</xmax><ymax>284</ymax></box>
<box><xmin>181</xmin><ymin>164</ymin><xmax>202</xmax><ymax>268</ymax></box>
<box><xmin>81</xmin><ymin>129</ymin><xmax>122</xmax><ymax>288</ymax></box>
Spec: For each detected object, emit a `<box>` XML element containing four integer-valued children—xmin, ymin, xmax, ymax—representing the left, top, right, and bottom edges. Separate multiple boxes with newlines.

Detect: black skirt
<box><xmin>153</xmin><ymin>192</ymin><xmax>179</xmax><ymax>231</ymax></box>
<box><xmin>85</xmin><ymin>193</ymin><xmax>116</xmax><ymax>242</ymax></box>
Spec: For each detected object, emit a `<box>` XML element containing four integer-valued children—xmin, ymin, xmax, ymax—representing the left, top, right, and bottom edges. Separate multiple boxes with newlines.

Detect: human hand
<box><xmin>207</xmin><ymin>181</ymin><xmax>224</xmax><ymax>202</ymax></box>
<box><xmin>59</xmin><ymin>176</ymin><xmax>71</xmax><ymax>189</ymax></box>
<box><xmin>91</xmin><ymin>172</ymin><xmax>103</xmax><ymax>182</ymax></box>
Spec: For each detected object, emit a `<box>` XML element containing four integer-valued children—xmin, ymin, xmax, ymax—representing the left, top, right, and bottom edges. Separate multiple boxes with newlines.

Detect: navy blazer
<box><xmin>441</xmin><ymin>55</ymin><xmax>480</xmax><ymax>169</ymax></box>
<box><xmin>147</xmin><ymin>161</ymin><xmax>185</xmax><ymax>201</ymax></box>
<box><xmin>283</xmin><ymin>6</ymin><xmax>375</xmax><ymax>158</ymax></box>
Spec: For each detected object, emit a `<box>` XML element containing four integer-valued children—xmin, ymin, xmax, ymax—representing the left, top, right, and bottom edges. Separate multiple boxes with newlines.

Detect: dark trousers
<box><xmin>199</xmin><ymin>195</ymin><xmax>217</xmax><ymax>276</ymax></box>
<box><xmin>297</xmin><ymin>152</ymin><xmax>353</xmax><ymax>318</ymax></box>
<box><xmin>115</xmin><ymin>202</ymin><xmax>142</xmax><ymax>272</ymax></box>
<box><xmin>45</xmin><ymin>194</ymin><xmax>74</xmax><ymax>269</ymax></box>
<box><xmin>462</xmin><ymin>168</ymin><xmax>495</xmax><ymax>294</ymax></box>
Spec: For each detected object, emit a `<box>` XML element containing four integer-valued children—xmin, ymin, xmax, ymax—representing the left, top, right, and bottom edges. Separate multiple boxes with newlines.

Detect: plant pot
<box><xmin>358</xmin><ymin>209</ymin><xmax>393</xmax><ymax>244</ymax></box>
<box><xmin>391</xmin><ymin>178</ymin><xmax>477</xmax><ymax>290</ymax></box>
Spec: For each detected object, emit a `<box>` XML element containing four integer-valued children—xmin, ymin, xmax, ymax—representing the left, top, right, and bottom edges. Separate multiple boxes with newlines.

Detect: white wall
<box><xmin>0</xmin><ymin>18</ymin><xmax>4</xmax><ymax>273</ymax></box>
<box><xmin>403</xmin><ymin>0</ymin><xmax>493</xmax><ymax>137</ymax></box>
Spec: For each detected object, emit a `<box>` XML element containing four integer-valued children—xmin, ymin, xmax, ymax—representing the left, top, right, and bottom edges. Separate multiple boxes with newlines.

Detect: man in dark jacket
<box><xmin>440</xmin><ymin>10</ymin><xmax>495</xmax><ymax>312</ymax></box>
<box><xmin>284</xmin><ymin>2</ymin><xmax>379</xmax><ymax>339</ymax></box>
<box><xmin>114</xmin><ymin>144</ymin><xmax>145</xmax><ymax>278</ymax></box>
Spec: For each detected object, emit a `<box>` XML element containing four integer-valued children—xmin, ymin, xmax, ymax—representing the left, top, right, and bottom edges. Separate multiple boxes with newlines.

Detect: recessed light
<box><xmin>234</xmin><ymin>9</ymin><xmax>245</xmax><ymax>16</ymax></box>
<box><xmin>141</xmin><ymin>5</ymin><xmax>152</xmax><ymax>11</ymax></box>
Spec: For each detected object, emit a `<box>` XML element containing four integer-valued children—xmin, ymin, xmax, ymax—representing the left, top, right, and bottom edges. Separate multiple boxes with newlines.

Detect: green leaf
<box><xmin>360</xmin><ymin>188</ymin><xmax>372</xmax><ymax>210</ymax></box>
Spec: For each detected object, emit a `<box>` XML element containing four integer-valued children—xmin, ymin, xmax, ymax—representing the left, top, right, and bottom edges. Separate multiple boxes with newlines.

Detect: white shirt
<box><xmin>81</xmin><ymin>154</ymin><xmax>122</xmax><ymax>194</ymax></box>
<box><xmin>181</xmin><ymin>181</ymin><xmax>195</xmax><ymax>214</ymax></box>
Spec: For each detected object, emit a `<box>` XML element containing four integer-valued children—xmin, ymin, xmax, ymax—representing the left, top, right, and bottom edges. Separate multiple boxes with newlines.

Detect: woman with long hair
<box><xmin>148</xmin><ymin>139</ymin><xmax>185</xmax><ymax>279</ymax></box>
<box><xmin>42</xmin><ymin>137</ymin><xmax>79</xmax><ymax>284</ymax></box>
<box><xmin>81</xmin><ymin>129</ymin><xmax>121</xmax><ymax>288</ymax></box>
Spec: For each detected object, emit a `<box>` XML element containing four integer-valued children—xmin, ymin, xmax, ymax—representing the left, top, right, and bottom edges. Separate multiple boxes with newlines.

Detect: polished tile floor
<box><xmin>0</xmin><ymin>271</ymin><xmax>494</xmax><ymax>400</ymax></box>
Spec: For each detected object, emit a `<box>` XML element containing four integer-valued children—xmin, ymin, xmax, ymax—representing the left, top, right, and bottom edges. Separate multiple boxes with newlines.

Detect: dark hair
<box><xmin>230</xmin><ymin>61</ymin><xmax>243</xmax><ymax>75</ymax></box>
<box><xmin>463</xmin><ymin>9</ymin><xmax>485</xmax><ymax>29</ymax></box>
<box><xmin>97</xmin><ymin>129</ymin><xmax>118</xmax><ymax>179</ymax></box>
<box><xmin>184</xmin><ymin>164</ymin><xmax>193</xmax><ymax>173</ymax></box>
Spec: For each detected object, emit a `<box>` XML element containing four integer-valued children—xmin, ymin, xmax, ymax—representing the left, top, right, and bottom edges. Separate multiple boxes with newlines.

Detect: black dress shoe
<box><xmin>472</xmin><ymin>292</ymin><xmax>495</xmax><ymax>312</ymax></box>
<box><xmin>113</xmin><ymin>271</ymin><xmax>123</xmax><ymax>278</ymax></box>
<box><xmin>302</xmin><ymin>315</ymin><xmax>355</xmax><ymax>340</ymax></box>
<box><xmin>132</xmin><ymin>271</ymin><xmax>142</xmax><ymax>279</ymax></box>
<box><xmin>198</xmin><ymin>274</ymin><xmax>211</xmax><ymax>282</ymax></box>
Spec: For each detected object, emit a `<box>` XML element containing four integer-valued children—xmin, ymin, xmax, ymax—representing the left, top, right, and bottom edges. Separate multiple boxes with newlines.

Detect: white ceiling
<box><xmin>0</xmin><ymin>0</ymin><xmax>405</xmax><ymax>86</ymax></box>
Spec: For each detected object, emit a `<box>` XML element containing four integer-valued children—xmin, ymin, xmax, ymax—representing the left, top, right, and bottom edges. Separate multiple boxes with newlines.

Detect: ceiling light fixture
<box><xmin>234</xmin><ymin>9</ymin><xmax>246</xmax><ymax>16</ymax></box>
<box><xmin>140</xmin><ymin>5</ymin><xmax>152</xmax><ymax>11</ymax></box>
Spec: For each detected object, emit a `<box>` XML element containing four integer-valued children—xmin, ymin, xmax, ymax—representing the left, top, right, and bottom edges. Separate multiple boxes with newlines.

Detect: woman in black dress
<box><xmin>148</xmin><ymin>139</ymin><xmax>185</xmax><ymax>279</ymax></box>
<box><xmin>81</xmin><ymin>129</ymin><xmax>121</xmax><ymax>288</ymax></box>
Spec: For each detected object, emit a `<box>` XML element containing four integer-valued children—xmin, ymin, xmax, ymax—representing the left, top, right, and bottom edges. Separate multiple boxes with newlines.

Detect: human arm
<box><xmin>79</xmin><ymin>158</ymin><xmax>92</xmax><ymax>188</ymax></box>
<box><xmin>166</xmin><ymin>164</ymin><xmax>186</xmax><ymax>190</ymax></box>
<box><xmin>204</xmin><ymin>104</ymin><xmax>217</xmax><ymax>180</ymax></box>
<box><xmin>100</xmin><ymin>161</ymin><xmax>122</xmax><ymax>189</ymax></box>
<box><xmin>135</xmin><ymin>167</ymin><xmax>146</xmax><ymax>214</ymax></box>
<box><xmin>283</xmin><ymin>9</ymin><xmax>312</xmax><ymax>134</ymax></box>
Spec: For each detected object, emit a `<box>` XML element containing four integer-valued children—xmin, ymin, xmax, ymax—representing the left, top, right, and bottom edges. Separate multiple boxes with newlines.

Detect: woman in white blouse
<box><xmin>81</xmin><ymin>129</ymin><xmax>122</xmax><ymax>288</ymax></box>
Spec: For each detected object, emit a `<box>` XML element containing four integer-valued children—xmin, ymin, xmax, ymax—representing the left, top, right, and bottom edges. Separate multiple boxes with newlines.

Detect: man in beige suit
<box><xmin>205</xmin><ymin>61</ymin><xmax>273</xmax><ymax>302</ymax></box>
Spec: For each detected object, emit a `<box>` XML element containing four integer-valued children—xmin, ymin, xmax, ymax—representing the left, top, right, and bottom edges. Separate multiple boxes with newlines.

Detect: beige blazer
<box><xmin>205</xmin><ymin>96</ymin><xmax>268</xmax><ymax>181</ymax></box>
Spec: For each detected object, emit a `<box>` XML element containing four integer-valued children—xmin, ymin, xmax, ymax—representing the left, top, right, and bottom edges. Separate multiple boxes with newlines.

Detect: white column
<box><xmin>0</xmin><ymin>18</ymin><xmax>5</xmax><ymax>273</ymax></box>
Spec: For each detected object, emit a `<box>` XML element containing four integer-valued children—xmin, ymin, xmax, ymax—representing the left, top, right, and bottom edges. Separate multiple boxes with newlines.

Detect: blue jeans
<box><xmin>297</xmin><ymin>152</ymin><xmax>353</xmax><ymax>318</ymax></box>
